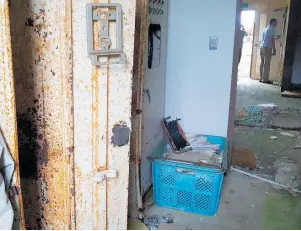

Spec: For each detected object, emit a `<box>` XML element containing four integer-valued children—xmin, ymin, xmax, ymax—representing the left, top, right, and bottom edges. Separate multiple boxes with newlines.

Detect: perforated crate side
<box><xmin>152</xmin><ymin>160</ymin><xmax>224</xmax><ymax>216</ymax></box>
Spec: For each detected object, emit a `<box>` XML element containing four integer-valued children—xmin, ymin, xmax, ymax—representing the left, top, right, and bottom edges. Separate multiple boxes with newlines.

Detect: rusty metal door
<box><xmin>9</xmin><ymin>0</ymin><xmax>74</xmax><ymax>229</ymax></box>
<box><xmin>4</xmin><ymin>0</ymin><xmax>135</xmax><ymax>228</ymax></box>
<box><xmin>0</xmin><ymin>0</ymin><xmax>25</xmax><ymax>229</ymax></box>
<box><xmin>0</xmin><ymin>0</ymin><xmax>136</xmax><ymax>229</ymax></box>
<box><xmin>73</xmin><ymin>0</ymin><xmax>136</xmax><ymax>229</ymax></box>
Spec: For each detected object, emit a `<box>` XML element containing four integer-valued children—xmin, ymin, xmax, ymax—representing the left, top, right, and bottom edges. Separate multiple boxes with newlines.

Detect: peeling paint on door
<box><xmin>3</xmin><ymin>0</ymin><xmax>135</xmax><ymax>228</ymax></box>
<box><xmin>9</xmin><ymin>0</ymin><xmax>74</xmax><ymax>229</ymax></box>
<box><xmin>73</xmin><ymin>0</ymin><xmax>136</xmax><ymax>229</ymax></box>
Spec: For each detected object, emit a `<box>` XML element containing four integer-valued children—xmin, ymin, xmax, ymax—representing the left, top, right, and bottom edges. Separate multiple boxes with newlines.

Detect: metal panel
<box><xmin>73</xmin><ymin>0</ymin><xmax>136</xmax><ymax>229</ymax></box>
<box><xmin>0</xmin><ymin>0</ymin><xmax>25</xmax><ymax>229</ymax></box>
<box><xmin>141</xmin><ymin>0</ymin><xmax>168</xmax><ymax>195</ymax></box>
<box><xmin>9</xmin><ymin>0</ymin><xmax>74</xmax><ymax>229</ymax></box>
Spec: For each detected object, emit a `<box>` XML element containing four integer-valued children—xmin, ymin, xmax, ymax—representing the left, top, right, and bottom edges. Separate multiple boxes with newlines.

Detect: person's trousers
<box><xmin>260</xmin><ymin>47</ymin><xmax>272</xmax><ymax>82</ymax></box>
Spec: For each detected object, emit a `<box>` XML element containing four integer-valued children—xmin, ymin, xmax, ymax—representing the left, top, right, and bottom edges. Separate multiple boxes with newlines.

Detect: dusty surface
<box><xmin>282</xmin><ymin>90</ymin><xmax>301</xmax><ymax>98</ymax></box>
<box><xmin>270</xmin><ymin>115</ymin><xmax>301</xmax><ymax>130</ymax></box>
<box><xmin>144</xmin><ymin>172</ymin><xmax>301</xmax><ymax>230</ymax></box>
<box><xmin>236</xmin><ymin>79</ymin><xmax>301</xmax><ymax>112</ymax></box>
<box><xmin>234</xmin><ymin>79</ymin><xmax>301</xmax><ymax>180</ymax></box>
<box><xmin>232</xmin><ymin>147</ymin><xmax>257</xmax><ymax>169</ymax></box>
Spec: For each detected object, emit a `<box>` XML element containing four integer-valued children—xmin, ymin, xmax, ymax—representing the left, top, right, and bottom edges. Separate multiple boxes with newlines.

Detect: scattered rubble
<box><xmin>280</xmin><ymin>131</ymin><xmax>296</xmax><ymax>138</ymax></box>
<box><xmin>235</xmin><ymin>105</ymin><xmax>301</xmax><ymax>129</ymax></box>
<box><xmin>274</xmin><ymin>159</ymin><xmax>301</xmax><ymax>189</ymax></box>
<box><xmin>270</xmin><ymin>136</ymin><xmax>278</xmax><ymax>140</ymax></box>
<box><xmin>232</xmin><ymin>147</ymin><xmax>257</xmax><ymax>169</ymax></box>
<box><xmin>144</xmin><ymin>214</ymin><xmax>174</xmax><ymax>230</ymax></box>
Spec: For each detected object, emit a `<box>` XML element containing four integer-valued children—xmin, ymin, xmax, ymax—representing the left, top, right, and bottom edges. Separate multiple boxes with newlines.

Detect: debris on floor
<box><xmin>293</xmin><ymin>145</ymin><xmax>301</xmax><ymax>149</ymax></box>
<box><xmin>257</xmin><ymin>103</ymin><xmax>277</xmax><ymax>108</ymax></box>
<box><xmin>270</xmin><ymin>136</ymin><xmax>278</xmax><ymax>140</ymax></box>
<box><xmin>235</xmin><ymin>105</ymin><xmax>276</xmax><ymax>127</ymax></box>
<box><xmin>128</xmin><ymin>219</ymin><xmax>148</xmax><ymax>230</ymax></box>
<box><xmin>280</xmin><ymin>131</ymin><xmax>296</xmax><ymax>137</ymax></box>
<box><xmin>281</xmin><ymin>90</ymin><xmax>301</xmax><ymax>98</ymax></box>
<box><xmin>144</xmin><ymin>214</ymin><xmax>174</xmax><ymax>230</ymax></box>
<box><xmin>231</xmin><ymin>147</ymin><xmax>257</xmax><ymax>169</ymax></box>
<box><xmin>274</xmin><ymin>158</ymin><xmax>301</xmax><ymax>189</ymax></box>
<box><xmin>235</xmin><ymin>105</ymin><xmax>301</xmax><ymax>129</ymax></box>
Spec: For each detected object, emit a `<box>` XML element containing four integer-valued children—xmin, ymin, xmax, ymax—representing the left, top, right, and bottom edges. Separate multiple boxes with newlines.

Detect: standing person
<box><xmin>238</xmin><ymin>25</ymin><xmax>247</xmax><ymax>64</ymax></box>
<box><xmin>260</xmin><ymin>18</ymin><xmax>277</xmax><ymax>84</ymax></box>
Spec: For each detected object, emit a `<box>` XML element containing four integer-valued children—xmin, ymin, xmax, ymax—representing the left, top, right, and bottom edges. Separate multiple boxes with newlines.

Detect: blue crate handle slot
<box><xmin>176</xmin><ymin>168</ymin><xmax>195</xmax><ymax>175</ymax></box>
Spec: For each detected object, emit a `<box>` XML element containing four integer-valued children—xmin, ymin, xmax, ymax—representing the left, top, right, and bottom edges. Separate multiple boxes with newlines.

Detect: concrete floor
<box><xmin>143</xmin><ymin>78</ymin><xmax>301</xmax><ymax>230</ymax></box>
<box><xmin>236</xmin><ymin>78</ymin><xmax>301</xmax><ymax>112</ymax></box>
<box><xmin>145</xmin><ymin>172</ymin><xmax>301</xmax><ymax>230</ymax></box>
<box><xmin>235</xmin><ymin>79</ymin><xmax>301</xmax><ymax>176</ymax></box>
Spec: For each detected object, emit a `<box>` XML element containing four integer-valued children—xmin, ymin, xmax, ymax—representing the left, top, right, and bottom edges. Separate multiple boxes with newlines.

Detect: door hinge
<box><xmin>93</xmin><ymin>169</ymin><xmax>118</xmax><ymax>183</ymax></box>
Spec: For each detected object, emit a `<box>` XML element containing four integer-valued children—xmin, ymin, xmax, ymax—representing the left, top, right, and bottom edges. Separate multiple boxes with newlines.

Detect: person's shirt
<box><xmin>261</xmin><ymin>26</ymin><xmax>275</xmax><ymax>48</ymax></box>
<box><xmin>238</xmin><ymin>29</ymin><xmax>245</xmax><ymax>50</ymax></box>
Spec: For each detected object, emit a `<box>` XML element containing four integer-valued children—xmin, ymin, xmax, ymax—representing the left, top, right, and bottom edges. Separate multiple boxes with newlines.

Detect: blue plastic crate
<box><xmin>152</xmin><ymin>160</ymin><xmax>224</xmax><ymax>216</ymax></box>
<box><xmin>152</xmin><ymin>135</ymin><xmax>226</xmax><ymax>216</ymax></box>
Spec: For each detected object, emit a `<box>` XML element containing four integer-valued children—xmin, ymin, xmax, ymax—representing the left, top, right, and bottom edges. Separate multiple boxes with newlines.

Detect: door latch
<box><xmin>143</xmin><ymin>88</ymin><xmax>151</xmax><ymax>103</ymax></box>
<box><xmin>86</xmin><ymin>3</ymin><xmax>125</xmax><ymax>66</ymax></box>
<box><xmin>93</xmin><ymin>169</ymin><xmax>118</xmax><ymax>183</ymax></box>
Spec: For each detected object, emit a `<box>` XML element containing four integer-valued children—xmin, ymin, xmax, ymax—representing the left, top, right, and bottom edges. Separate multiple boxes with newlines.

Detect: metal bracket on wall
<box><xmin>86</xmin><ymin>3</ymin><xmax>126</xmax><ymax>66</ymax></box>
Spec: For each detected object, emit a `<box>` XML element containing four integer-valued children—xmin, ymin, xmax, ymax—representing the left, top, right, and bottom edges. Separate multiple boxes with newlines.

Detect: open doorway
<box><xmin>234</xmin><ymin>3</ymin><xmax>301</xmax><ymax>215</ymax></box>
<box><xmin>238</xmin><ymin>10</ymin><xmax>255</xmax><ymax>79</ymax></box>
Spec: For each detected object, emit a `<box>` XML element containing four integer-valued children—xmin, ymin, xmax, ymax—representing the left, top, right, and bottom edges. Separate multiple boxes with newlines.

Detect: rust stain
<box><xmin>8</xmin><ymin>0</ymin><xmax>73</xmax><ymax>229</ymax></box>
<box><xmin>67</xmin><ymin>146</ymin><xmax>74</xmax><ymax>152</ymax></box>
<box><xmin>25</xmin><ymin>17</ymin><xmax>34</xmax><ymax>27</ymax></box>
<box><xmin>92</xmin><ymin>65</ymin><xmax>101</xmax><ymax>229</ymax></box>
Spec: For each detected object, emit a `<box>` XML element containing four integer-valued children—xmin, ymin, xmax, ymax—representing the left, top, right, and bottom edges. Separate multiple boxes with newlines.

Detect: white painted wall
<box><xmin>165</xmin><ymin>0</ymin><xmax>239</xmax><ymax>137</ymax></box>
